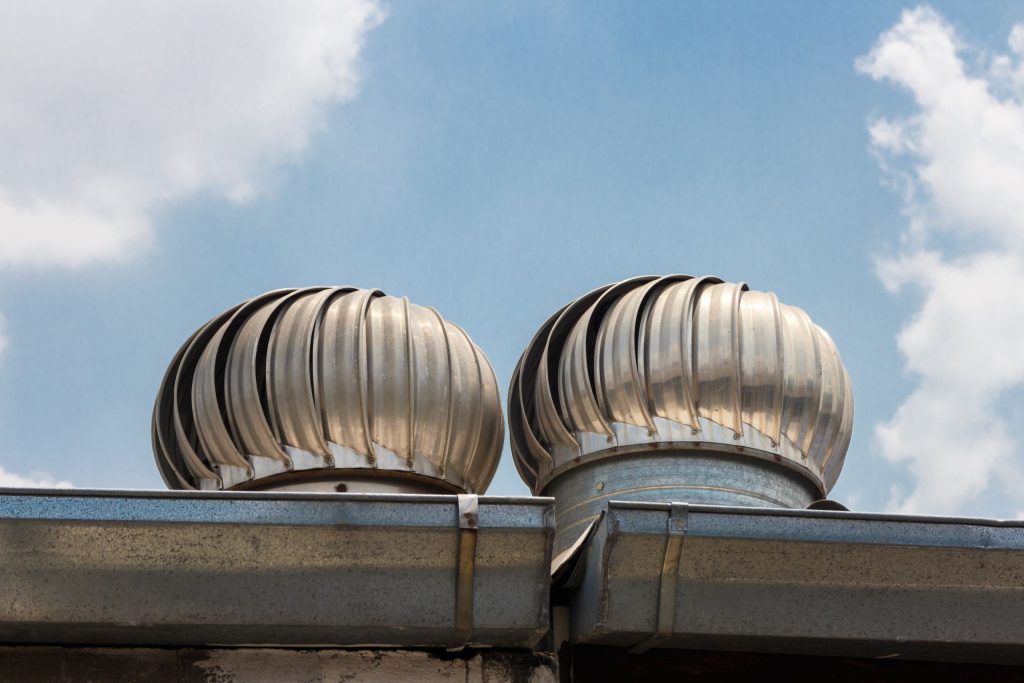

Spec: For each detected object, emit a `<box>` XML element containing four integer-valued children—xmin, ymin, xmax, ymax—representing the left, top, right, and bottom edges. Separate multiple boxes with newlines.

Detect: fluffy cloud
<box><xmin>0</xmin><ymin>2</ymin><xmax>382</xmax><ymax>487</ymax></box>
<box><xmin>0</xmin><ymin>465</ymin><xmax>72</xmax><ymax>488</ymax></box>
<box><xmin>858</xmin><ymin>7</ymin><xmax>1024</xmax><ymax>514</ymax></box>
<box><xmin>0</xmin><ymin>1</ymin><xmax>384</xmax><ymax>267</ymax></box>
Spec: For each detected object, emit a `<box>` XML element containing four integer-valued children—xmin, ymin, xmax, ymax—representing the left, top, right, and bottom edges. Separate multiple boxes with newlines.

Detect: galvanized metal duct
<box><xmin>153</xmin><ymin>287</ymin><xmax>504</xmax><ymax>493</ymax></box>
<box><xmin>508</xmin><ymin>275</ymin><xmax>854</xmax><ymax>554</ymax></box>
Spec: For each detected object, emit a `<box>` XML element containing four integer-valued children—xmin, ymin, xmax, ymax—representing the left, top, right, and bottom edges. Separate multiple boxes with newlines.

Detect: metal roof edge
<box><xmin>0</xmin><ymin>490</ymin><xmax>555</xmax><ymax>650</ymax></box>
<box><xmin>568</xmin><ymin>501</ymin><xmax>1024</xmax><ymax>664</ymax></box>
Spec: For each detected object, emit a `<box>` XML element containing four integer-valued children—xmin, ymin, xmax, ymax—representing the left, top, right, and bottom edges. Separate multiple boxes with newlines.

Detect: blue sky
<box><xmin>1</xmin><ymin>2</ymin><xmax>1023</xmax><ymax>518</ymax></box>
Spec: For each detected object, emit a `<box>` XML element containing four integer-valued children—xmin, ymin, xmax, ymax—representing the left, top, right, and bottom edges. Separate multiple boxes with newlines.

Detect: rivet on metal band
<box><xmin>630</xmin><ymin>502</ymin><xmax>688</xmax><ymax>654</ymax></box>
<box><xmin>447</xmin><ymin>493</ymin><xmax>479</xmax><ymax>651</ymax></box>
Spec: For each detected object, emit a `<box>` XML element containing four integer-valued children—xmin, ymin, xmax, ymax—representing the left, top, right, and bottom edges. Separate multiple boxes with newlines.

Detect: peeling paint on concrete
<box><xmin>190</xmin><ymin>650</ymin><xmax>468</xmax><ymax>683</ymax></box>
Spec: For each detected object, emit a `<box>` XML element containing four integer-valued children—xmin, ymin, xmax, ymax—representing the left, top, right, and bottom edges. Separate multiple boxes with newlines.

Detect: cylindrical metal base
<box><xmin>544</xmin><ymin>450</ymin><xmax>820</xmax><ymax>557</ymax></box>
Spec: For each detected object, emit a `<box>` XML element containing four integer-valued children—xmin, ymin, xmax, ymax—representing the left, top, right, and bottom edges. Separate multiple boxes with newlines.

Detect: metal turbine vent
<box><xmin>509</xmin><ymin>275</ymin><xmax>854</xmax><ymax>554</ymax></box>
<box><xmin>153</xmin><ymin>287</ymin><xmax>503</xmax><ymax>493</ymax></box>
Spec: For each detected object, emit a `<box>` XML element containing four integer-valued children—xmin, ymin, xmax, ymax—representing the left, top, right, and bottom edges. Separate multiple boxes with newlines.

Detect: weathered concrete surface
<box><xmin>0</xmin><ymin>647</ymin><xmax>558</xmax><ymax>683</ymax></box>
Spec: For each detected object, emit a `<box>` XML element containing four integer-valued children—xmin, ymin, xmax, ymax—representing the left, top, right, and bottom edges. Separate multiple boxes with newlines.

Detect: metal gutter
<box><xmin>567</xmin><ymin>501</ymin><xmax>1024</xmax><ymax>664</ymax></box>
<box><xmin>0</xmin><ymin>488</ymin><xmax>554</xmax><ymax>649</ymax></box>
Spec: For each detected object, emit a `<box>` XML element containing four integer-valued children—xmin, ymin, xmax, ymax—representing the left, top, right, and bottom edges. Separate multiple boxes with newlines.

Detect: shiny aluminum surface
<box><xmin>509</xmin><ymin>275</ymin><xmax>854</xmax><ymax>496</ymax></box>
<box><xmin>154</xmin><ymin>287</ymin><xmax>503</xmax><ymax>493</ymax></box>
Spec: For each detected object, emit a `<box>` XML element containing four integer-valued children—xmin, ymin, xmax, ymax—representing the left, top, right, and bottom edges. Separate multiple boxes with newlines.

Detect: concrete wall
<box><xmin>0</xmin><ymin>647</ymin><xmax>558</xmax><ymax>683</ymax></box>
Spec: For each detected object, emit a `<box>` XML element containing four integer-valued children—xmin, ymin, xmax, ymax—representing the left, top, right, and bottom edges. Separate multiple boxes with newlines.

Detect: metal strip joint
<box><xmin>447</xmin><ymin>494</ymin><xmax>479</xmax><ymax>651</ymax></box>
<box><xmin>630</xmin><ymin>502</ymin><xmax>688</xmax><ymax>654</ymax></box>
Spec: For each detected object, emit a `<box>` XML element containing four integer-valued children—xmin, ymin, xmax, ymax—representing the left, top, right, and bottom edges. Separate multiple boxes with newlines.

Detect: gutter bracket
<box><xmin>447</xmin><ymin>494</ymin><xmax>479</xmax><ymax>651</ymax></box>
<box><xmin>630</xmin><ymin>502</ymin><xmax>688</xmax><ymax>654</ymax></box>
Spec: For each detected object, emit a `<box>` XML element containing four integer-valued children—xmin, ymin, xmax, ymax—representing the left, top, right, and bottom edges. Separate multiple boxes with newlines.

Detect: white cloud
<box><xmin>0</xmin><ymin>1</ymin><xmax>384</xmax><ymax>267</ymax></box>
<box><xmin>0</xmin><ymin>3</ymin><xmax>384</xmax><ymax>489</ymax></box>
<box><xmin>0</xmin><ymin>465</ymin><xmax>72</xmax><ymax>488</ymax></box>
<box><xmin>858</xmin><ymin>7</ymin><xmax>1024</xmax><ymax>515</ymax></box>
